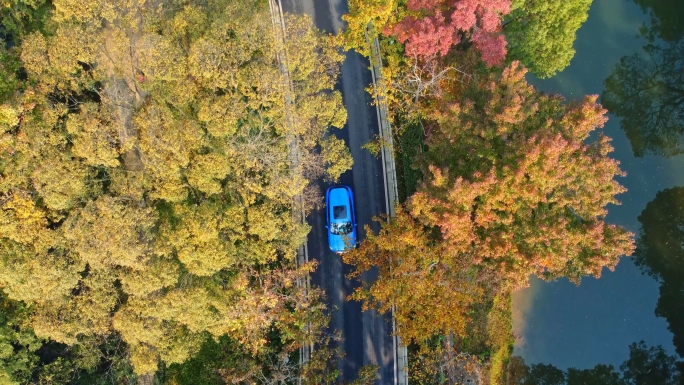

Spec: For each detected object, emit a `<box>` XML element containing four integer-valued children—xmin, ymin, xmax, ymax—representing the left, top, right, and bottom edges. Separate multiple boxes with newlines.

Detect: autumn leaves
<box><xmin>344</xmin><ymin>0</ymin><xmax>594</xmax><ymax>80</ymax></box>
<box><xmin>0</xmin><ymin>0</ymin><xmax>629</xmax><ymax>382</ymax></box>
<box><xmin>344</xmin><ymin>60</ymin><xmax>634</xmax><ymax>347</ymax></box>
<box><xmin>0</xmin><ymin>0</ymin><xmax>350</xmax><ymax>380</ymax></box>
<box><xmin>341</xmin><ymin>0</ymin><xmax>630</xmax><ymax>381</ymax></box>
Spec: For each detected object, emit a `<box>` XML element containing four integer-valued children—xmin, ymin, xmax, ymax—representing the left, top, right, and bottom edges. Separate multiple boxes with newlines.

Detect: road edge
<box><xmin>365</xmin><ymin>29</ymin><xmax>409</xmax><ymax>385</ymax></box>
<box><xmin>267</xmin><ymin>0</ymin><xmax>313</xmax><ymax>379</ymax></box>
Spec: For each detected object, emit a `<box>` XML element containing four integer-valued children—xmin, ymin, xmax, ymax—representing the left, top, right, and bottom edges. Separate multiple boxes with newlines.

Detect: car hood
<box><xmin>328</xmin><ymin>231</ymin><xmax>356</xmax><ymax>253</ymax></box>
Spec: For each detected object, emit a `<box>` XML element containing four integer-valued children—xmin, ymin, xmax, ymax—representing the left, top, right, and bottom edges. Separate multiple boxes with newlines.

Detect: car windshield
<box><xmin>330</xmin><ymin>221</ymin><xmax>353</xmax><ymax>235</ymax></box>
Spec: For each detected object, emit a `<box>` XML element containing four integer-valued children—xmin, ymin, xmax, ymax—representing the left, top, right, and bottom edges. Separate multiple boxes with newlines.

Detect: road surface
<box><xmin>279</xmin><ymin>0</ymin><xmax>396</xmax><ymax>383</ymax></box>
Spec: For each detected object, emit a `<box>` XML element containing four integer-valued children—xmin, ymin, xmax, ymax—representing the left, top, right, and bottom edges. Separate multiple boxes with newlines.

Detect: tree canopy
<box><xmin>412</xmin><ymin>61</ymin><xmax>633</xmax><ymax>287</ymax></box>
<box><xmin>343</xmin><ymin>207</ymin><xmax>484</xmax><ymax>344</ymax></box>
<box><xmin>0</xmin><ymin>0</ymin><xmax>350</xmax><ymax>377</ymax></box>
<box><xmin>388</xmin><ymin>0</ymin><xmax>511</xmax><ymax>66</ymax></box>
<box><xmin>504</xmin><ymin>0</ymin><xmax>592</xmax><ymax>78</ymax></box>
<box><xmin>343</xmin><ymin>0</ymin><xmax>511</xmax><ymax>66</ymax></box>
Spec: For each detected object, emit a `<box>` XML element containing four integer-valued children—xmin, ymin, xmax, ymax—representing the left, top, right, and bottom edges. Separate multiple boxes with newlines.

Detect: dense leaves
<box><xmin>0</xmin><ymin>293</ymin><xmax>41</xmax><ymax>384</ymax></box>
<box><xmin>0</xmin><ymin>291</ymin><xmax>139</xmax><ymax>385</ymax></box>
<box><xmin>0</xmin><ymin>0</ymin><xmax>350</xmax><ymax>377</ymax></box>
<box><xmin>0</xmin><ymin>45</ymin><xmax>21</xmax><ymax>104</ymax></box>
<box><xmin>388</xmin><ymin>0</ymin><xmax>510</xmax><ymax>66</ymax></box>
<box><xmin>504</xmin><ymin>0</ymin><xmax>592</xmax><ymax>78</ymax></box>
<box><xmin>343</xmin><ymin>0</ymin><xmax>510</xmax><ymax>66</ymax></box>
<box><xmin>413</xmin><ymin>61</ymin><xmax>633</xmax><ymax>287</ymax></box>
<box><xmin>0</xmin><ymin>0</ymin><xmax>52</xmax><ymax>38</ymax></box>
<box><xmin>343</xmin><ymin>207</ymin><xmax>484</xmax><ymax>344</ymax></box>
<box><xmin>342</xmin><ymin>0</ymin><xmax>401</xmax><ymax>56</ymax></box>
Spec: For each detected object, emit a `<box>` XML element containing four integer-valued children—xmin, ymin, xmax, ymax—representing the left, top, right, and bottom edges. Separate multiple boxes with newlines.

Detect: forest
<box><xmin>342</xmin><ymin>0</ymin><xmax>638</xmax><ymax>382</ymax></box>
<box><xmin>0</xmin><ymin>0</ymin><xmax>677</xmax><ymax>384</ymax></box>
<box><xmin>0</xmin><ymin>0</ymin><xmax>350</xmax><ymax>383</ymax></box>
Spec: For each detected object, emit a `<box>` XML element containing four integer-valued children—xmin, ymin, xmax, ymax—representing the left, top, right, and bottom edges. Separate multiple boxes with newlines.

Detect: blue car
<box><xmin>325</xmin><ymin>185</ymin><xmax>357</xmax><ymax>253</ymax></box>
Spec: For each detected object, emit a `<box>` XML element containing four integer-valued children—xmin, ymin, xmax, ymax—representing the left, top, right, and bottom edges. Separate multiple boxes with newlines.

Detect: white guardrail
<box><xmin>365</xmin><ymin>28</ymin><xmax>409</xmax><ymax>385</ymax></box>
<box><xmin>266</xmin><ymin>0</ymin><xmax>312</xmax><ymax>378</ymax></box>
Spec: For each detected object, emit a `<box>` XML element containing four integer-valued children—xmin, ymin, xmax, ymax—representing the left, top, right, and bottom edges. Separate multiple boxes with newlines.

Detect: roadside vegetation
<box><xmin>341</xmin><ymin>0</ymin><xmax>635</xmax><ymax>383</ymax></box>
<box><xmin>0</xmin><ymin>0</ymin><xmax>651</xmax><ymax>384</ymax></box>
<box><xmin>0</xmin><ymin>0</ymin><xmax>353</xmax><ymax>383</ymax></box>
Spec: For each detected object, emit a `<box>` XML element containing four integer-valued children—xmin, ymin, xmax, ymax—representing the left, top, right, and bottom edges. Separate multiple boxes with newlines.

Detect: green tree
<box><xmin>0</xmin><ymin>293</ymin><xmax>41</xmax><ymax>384</ymax></box>
<box><xmin>504</xmin><ymin>0</ymin><xmax>592</xmax><ymax>78</ymax></box>
<box><xmin>0</xmin><ymin>44</ymin><xmax>22</xmax><ymax>103</ymax></box>
<box><xmin>0</xmin><ymin>0</ymin><xmax>52</xmax><ymax>37</ymax></box>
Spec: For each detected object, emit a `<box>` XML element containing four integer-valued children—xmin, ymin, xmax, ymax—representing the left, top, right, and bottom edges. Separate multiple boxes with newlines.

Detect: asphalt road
<box><xmin>278</xmin><ymin>0</ymin><xmax>396</xmax><ymax>383</ymax></box>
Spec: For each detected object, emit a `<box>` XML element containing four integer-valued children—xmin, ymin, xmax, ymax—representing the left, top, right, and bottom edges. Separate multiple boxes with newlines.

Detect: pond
<box><xmin>512</xmin><ymin>0</ymin><xmax>684</xmax><ymax>376</ymax></box>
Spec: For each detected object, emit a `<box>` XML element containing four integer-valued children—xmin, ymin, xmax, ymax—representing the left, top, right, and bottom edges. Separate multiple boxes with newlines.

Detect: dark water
<box><xmin>512</xmin><ymin>0</ymin><xmax>684</xmax><ymax>372</ymax></box>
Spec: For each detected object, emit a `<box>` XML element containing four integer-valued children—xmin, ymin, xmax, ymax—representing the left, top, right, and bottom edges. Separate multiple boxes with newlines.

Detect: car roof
<box><xmin>328</xmin><ymin>186</ymin><xmax>351</xmax><ymax>203</ymax></box>
<box><xmin>328</xmin><ymin>187</ymin><xmax>351</xmax><ymax>219</ymax></box>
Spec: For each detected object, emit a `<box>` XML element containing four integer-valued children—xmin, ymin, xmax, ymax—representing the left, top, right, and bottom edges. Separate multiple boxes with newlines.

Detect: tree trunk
<box><xmin>138</xmin><ymin>373</ymin><xmax>154</xmax><ymax>385</ymax></box>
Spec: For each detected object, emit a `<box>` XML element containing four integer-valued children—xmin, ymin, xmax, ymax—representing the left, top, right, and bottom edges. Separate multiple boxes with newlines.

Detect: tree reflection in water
<box><xmin>602</xmin><ymin>40</ymin><xmax>684</xmax><ymax>157</ymax></box>
<box><xmin>602</xmin><ymin>0</ymin><xmax>684</xmax><ymax>158</ymax></box>
<box><xmin>632</xmin><ymin>0</ymin><xmax>684</xmax><ymax>43</ymax></box>
<box><xmin>507</xmin><ymin>187</ymin><xmax>684</xmax><ymax>384</ymax></box>
<box><xmin>635</xmin><ymin>187</ymin><xmax>684</xmax><ymax>358</ymax></box>
<box><xmin>507</xmin><ymin>341</ymin><xmax>682</xmax><ymax>384</ymax></box>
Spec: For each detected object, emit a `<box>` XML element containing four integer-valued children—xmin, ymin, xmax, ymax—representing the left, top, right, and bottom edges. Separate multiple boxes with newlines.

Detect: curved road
<box><xmin>279</xmin><ymin>0</ymin><xmax>396</xmax><ymax>383</ymax></box>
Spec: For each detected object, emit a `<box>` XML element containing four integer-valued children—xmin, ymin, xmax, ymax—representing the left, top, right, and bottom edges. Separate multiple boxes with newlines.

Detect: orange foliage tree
<box><xmin>343</xmin><ymin>60</ymin><xmax>634</xmax><ymax>348</ymax></box>
<box><xmin>343</xmin><ymin>207</ymin><xmax>484</xmax><ymax>344</ymax></box>
<box><xmin>411</xmin><ymin>61</ymin><xmax>634</xmax><ymax>287</ymax></box>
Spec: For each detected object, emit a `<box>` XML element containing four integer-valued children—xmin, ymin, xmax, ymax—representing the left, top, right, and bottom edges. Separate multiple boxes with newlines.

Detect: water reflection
<box><xmin>511</xmin><ymin>187</ymin><xmax>684</xmax><ymax>382</ymax></box>
<box><xmin>508</xmin><ymin>341</ymin><xmax>682</xmax><ymax>384</ymax></box>
<box><xmin>632</xmin><ymin>0</ymin><xmax>684</xmax><ymax>42</ymax></box>
<box><xmin>600</xmin><ymin>0</ymin><xmax>684</xmax><ymax>361</ymax></box>
<box><xmin>513</xmin><ymin>0</ymin><xmax>683</xmax><ymax>370</ymax></box>
<box><xmin>602</xmin><ymin>39</ymin><xmax>684</xmax><ymax>157</ymax></box>
<box><xmin>634</xmin><ymin>187</ymin><xmax>684</xmax><ymax>357</ymax></box>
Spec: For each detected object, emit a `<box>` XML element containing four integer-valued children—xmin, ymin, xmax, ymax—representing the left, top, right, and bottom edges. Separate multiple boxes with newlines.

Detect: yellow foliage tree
<box><xmin>0</xmin><ymin>0</ymin><xmax>351</xmax><ymax>378</ymax></box>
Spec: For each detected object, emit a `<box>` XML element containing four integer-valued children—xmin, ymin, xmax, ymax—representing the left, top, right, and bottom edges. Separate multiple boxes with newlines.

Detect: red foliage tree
<box><xmin>387</xmin><ymin>0</ymin><xmax>510</xmax><ymax>66</ymax></box>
